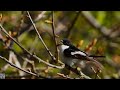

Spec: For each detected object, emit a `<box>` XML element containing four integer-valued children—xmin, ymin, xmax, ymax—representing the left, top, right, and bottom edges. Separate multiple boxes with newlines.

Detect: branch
<box><xmin>0</xmin><ymin>55</ymin><xmax>38</xmax><ymax>77</ymax></box>
<box><xmin>19</xmin><ymin>11</ymin><xmax>47</xmax><ymax>36</ymax></box>
<box><xmin>34</xmin><ymin>11</ymin><xmax>47</xmax><ymax>22</ymax></box>
<box><xmin>51</xmin><ymin>11</ymin><xmax>59</xmax><ymax>62</ymax></box>
<box><xmin>66</xmin><ymin>11</ymin><xmax>80</xmax><ymax>39</ymax></box>
<box><xmin>5</xmin><ymin>74</ymin><xmax>52</xmax><ymax>79</ymax></box>
<box><xmin>26</xmin><ymin>11</ymin><xmax>56</xmax><ymax>61</ymax></box>
<box><xmin>57</xmin><ymin>73</ymin><xmax>73</xmax><ymax>79</ymax></box>
<box><xmin>65</xmin><ymin>64</ymin><xmax>91</xmax><ymax>79</ymax></box>
<box><xmin>0</xmin><ymin>24</ymin><xmax>64</xmax><ymax>69</ymax></box>
<box><xmin>91</xmin><ymin>67</ymin><xmax>101</xmax><ymax>79</ymax></box>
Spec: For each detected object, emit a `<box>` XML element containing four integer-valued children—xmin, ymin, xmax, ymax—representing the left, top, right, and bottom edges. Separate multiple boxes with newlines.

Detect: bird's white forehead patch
<box><xmin>71</xmin><ymin>51</ymin><xmax>86</xmax><ymax>56</ymax></box>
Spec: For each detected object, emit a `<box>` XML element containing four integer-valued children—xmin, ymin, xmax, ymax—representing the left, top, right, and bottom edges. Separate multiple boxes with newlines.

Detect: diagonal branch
<box><xmin>0</xmin><ymin>55</ymin><xmax>38</xmax><ymax>77</ymax></box>
<box><xmin>0</xmin><ymin>24</ymin><xmax>64</xmax><ymax>69</ymax></box>
<box><xmin>34</xmin><ymin>11</ymin><xmax>47</xmax><ymax>22</ymax></box>
<box><xmin>19</xmin><ymin>11</ymin><xmax>47</xmax><ymax>36</ymax></box>
<box><xmin>65</xmin><ymin>64</ymin><xmax>91</xmax><ymax>79</ymax></box>
<box><xmin>26</xmin><ymin>11</ymin><xmax>56</xmax><ymax>61</ymax></box>
<box><xmin>57</xmin><ymin>73</ymin><xmax>73</xmax><ymax>79</ymax></box>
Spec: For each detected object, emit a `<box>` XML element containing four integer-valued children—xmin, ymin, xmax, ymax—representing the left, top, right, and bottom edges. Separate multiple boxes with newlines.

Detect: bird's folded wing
<box><xmin>64</xmin><ymin>48</ymin><xmax>88</xmax><ymax>60</ymax></box>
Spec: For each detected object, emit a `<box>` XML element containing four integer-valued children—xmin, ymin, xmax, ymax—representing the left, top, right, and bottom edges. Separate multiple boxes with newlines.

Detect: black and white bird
<box><xmin>58</xmin><ymin>39</ymin><xmax>103</xmax><ymax>69</ymax></box>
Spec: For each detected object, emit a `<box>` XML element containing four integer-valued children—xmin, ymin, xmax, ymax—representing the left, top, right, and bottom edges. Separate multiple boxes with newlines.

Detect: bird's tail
<box><xmin>89</xmin><ymin>55</ymin><xmax>105</xmax><ymax>58</ymax></box>
<box><xmin>87</xmin><ymin>56</ymin><xmax>104</xmax><ymax>70</ymax></box>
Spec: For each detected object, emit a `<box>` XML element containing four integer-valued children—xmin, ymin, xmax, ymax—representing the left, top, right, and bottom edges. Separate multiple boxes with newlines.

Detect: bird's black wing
<box><xmin>71</xmin><ymin>45</ymin><xmax>88</xmax><ymax>55</ymax></box>
<box><xmin>63</xmin><ymin>44</ymin><xmax>103</xmax><ymax>69</ymax></box>
<box><xmin>64</xmin><ymin>45</ymin><xmax>88</xmax><ymax>60</ymax></box>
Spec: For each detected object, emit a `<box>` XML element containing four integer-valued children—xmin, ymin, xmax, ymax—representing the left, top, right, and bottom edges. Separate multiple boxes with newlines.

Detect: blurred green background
<box><xmin>0</xmin><ymin>11</ymin><xmax>120</xmax><ymax>79</ymax></box>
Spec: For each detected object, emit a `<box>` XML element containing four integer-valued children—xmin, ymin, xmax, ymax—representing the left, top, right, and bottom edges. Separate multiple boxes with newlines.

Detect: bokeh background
<box><xmin>0</xmin><ymin>11</ymin><xmax>120</xmax><ymax>79</ymax></box>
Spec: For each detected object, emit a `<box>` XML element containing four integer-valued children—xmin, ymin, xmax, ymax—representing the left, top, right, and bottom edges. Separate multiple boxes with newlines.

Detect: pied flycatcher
<box><xmin>58</xmin><ymin>39</ymin><xmax>103</xmax><ymax>69</ymax></box>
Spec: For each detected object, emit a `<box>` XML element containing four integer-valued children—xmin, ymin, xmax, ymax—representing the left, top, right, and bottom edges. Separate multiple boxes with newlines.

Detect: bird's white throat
<box><xmin>58</xmin><ymin>45</ymin><xmax>69</xmax><ymax>53</ymax></box>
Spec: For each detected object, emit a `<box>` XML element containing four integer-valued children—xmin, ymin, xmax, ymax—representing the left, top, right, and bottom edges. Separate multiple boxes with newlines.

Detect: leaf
<box><xmin>45</xmin><ymin>20</ymin><xmax>52</xmax><ymax>24</ymax></box>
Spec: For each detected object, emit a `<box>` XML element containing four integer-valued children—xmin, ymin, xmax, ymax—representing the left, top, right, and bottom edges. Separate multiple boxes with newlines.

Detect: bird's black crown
<box><xmin>61</xmin><ymin>39</ymin><xmax>71</xmax><ymax>46</ymax></box>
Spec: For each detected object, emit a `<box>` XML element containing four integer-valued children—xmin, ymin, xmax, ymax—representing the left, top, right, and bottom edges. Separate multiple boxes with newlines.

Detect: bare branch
<box><xmin>5</xmin><ymin>74</ymin><xmax>51</xmax><ymax>79</ymax></box>
<box><xmin>51</xmin><ymin>11</ymin><xmax>59</xmax><ymax>62</ymax></box>
<box><xmin>57</xmin><ymin>73</ymin><xmax>73</xmax><ymax>79</ymax></box>
<box><xmin>0</xmin><ymin>24</ymin><xmax>64</xmax><ymax>69</ymax></box>
<box><xmin>19</xmin><ymin>11</ymin><xmax>47</xmax><ymax>36</ymax></box>
<box><xmin>0</xmin><ymin>24</ymin><xmax>31</xmax><ymax>55</ymax></box>
<box><xmin>26</xmin><ymin>11</ymin><xmax>56</xmax><ymax>61</ymax></box>
<box><xmin>0</xmin><ymin>55</ymin><xmax>38</xmax><ymax>77</ymax></box>
<box><xmin>65</xmin><ymin>64</ymin><xmax>91</xmax><ymax>79</ymax></box>
<box><xmin>91</xmin><ymin>67</ymin><xmax>101</xmax><ymax>79</ymax></box>
<box><xmin>34</xmin><ymin>11</ymin><xmax>47</xmax><ymax>22</ymax></box>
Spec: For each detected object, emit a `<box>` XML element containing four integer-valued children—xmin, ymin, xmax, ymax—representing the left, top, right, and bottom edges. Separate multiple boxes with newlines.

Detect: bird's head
<box><xmin>57</xmin><ymin>38</ymin><xmax>72</xmax><ymax>46</ymax></box>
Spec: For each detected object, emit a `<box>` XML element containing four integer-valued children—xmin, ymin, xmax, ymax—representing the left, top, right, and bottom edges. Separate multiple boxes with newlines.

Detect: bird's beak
<box><xmin>57</xmin><ymin>40</ymin><xmax>63</xmax><ymax>46</ymax></box>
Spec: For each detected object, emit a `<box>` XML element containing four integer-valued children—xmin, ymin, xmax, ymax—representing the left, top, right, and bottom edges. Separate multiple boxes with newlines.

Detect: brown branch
<box><xmin>0</xmin><ymin>24</ymin><xmax>64</xmax><ymax>69</ymax></box>
<box><xmin>0</xmin><ymin>24</ymin><xmax>32</xmax><ymax>55</ymax></box>
<box><xmin>66</xmin><ymin>11</ymin><xmax>81</xmax><ymax>39</ymax></box>
<box><xmin>0</xmin><ymin>55</ymin><xmax>38</xmax><ymax>77</ymax></box>
<box><xmin>19</xmin><ymin>11</ymin><xmax>47</xmax><ymax>36</ymax></box>
<box><xmin>65</xmin><ymin>64</ymin><xmax>91</xmax><ymax>79</ymax></box>
<box><xmin>26</xmin><ymin>11</ymin><xmax>56</xmax><ymax>61</ymax></box>
<box><xmin>34</xmin><ymin>11</ymin><xmax>47</xmax><ymax>22</ymax></box>
<box><xmin>91</xmin><ymin>67</ymin><xmax>101</xmax><ymax>79</ymax></box>
<box><xmin>51</xmin><ymin>11</ymin><xmax>59</xmax><ymax>62</ymax></box>
<box><xmin>5</xmin><ymin>74</ymin><xmax>51</xmax><ymax>79</ymax></box>
<box><xmin>57</xmin><ymin>73</ymin><xmax>73</xmax><ymax>79</ymax></box>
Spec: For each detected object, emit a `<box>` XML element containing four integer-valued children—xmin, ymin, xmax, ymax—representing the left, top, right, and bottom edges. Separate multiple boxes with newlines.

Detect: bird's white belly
<box><xmin>58</xmin><ymin>45</ymin><xmax>78</xmax><ymax>66</ymax></box>
<box><xmin>61</xmin><ymin>54</ymin><xmax>78</xmax><ymax>67</ymax></box>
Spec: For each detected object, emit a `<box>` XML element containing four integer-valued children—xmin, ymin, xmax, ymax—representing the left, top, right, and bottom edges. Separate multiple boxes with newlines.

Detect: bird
<box><xmin>57</xmin><ymin>38</ymin><xmax>104</xmax><ymax>69</ymax></box>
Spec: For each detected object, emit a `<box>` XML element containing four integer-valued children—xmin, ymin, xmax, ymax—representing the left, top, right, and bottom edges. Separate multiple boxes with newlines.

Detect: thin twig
<box><xmin>51</xmin><ymin>11</ymin><xmax>59</xmax><ymax>62</ymax></box>
<box><xmin>65</xmin><ymin>64</ymin><xmax>91</xmax><ymax>79</ymax></box>
<box><xmin>34</xmin><ymin>11</ymin><xmax>47</xmax><ymax>22</ymax></box>
<box><xmin>66</xmin><ymin>11</ymin><xmax>80</xmax><ymax>39</ymax></box>
<box><xmin>5</xmin><ymin>74</ymin><xmax>51</xmax><ymax>79</ymax></box>
<box><xmin>57</xmin><ymin>73</ymin><xmax>73</xmax><ymax>79</ymax></box>
<box><xmin>19</xmin><ymin>11</ymin><xmax>47</xmax><ymax>36</ymax></box>
<box><xmin>0</xmin><ymin>24</ymin><xmax>64</xmax><ymax>69</ymax></box>
<box><xmin>0</xmin><ymin>55</ymin><xmax>38</xmax><ymax>77</ymax></box>
<box><xmin>26</xmin><ymin>11</ymin><xmax>56</xmax><ymax>61</ymax></box>
<box><xmin>0</xmin><ymin>24</ymin><xmax>31</xmax><ymax>55</ymax></box>
<box><xmin>91</xmin><ymin>67</ymin><xmax>101</xmax><ymax>79</ymax></box>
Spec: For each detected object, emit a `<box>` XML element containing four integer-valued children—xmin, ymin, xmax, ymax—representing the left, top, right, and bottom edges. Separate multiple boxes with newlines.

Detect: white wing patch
<box><xmin>71</xmin><ymin>51</ymin><xmax>86</xmax><ymax>56</ymax></box>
